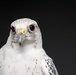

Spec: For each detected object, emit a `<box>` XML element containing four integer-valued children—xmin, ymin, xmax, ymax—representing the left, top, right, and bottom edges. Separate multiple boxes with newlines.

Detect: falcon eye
<box><xmin>11</xmin><ymin>26</ymin><xmax>15</xmax><ymax>32</ymax></box>
<box><xmin>29</xmin><ymin>24</ymin><xmax>35</xmax><ymax>31</ymax></box>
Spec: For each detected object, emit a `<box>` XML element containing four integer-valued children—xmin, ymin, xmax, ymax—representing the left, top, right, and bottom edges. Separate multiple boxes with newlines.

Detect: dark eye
<box><xmin>11</xmin><ymin>26</ymin><xmax>15</xmax><ymax>32</ymax></box>
<box><xmin>29</xmin><ymin>24</ymin><xmax>35</xmax><ymax>31</ymax></box>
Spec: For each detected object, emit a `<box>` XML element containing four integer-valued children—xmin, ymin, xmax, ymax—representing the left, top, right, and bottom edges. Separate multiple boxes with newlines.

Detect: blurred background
<box><xmin>0</xmin><ymin>1</ymin><xmax>76</xmax><ymax>75</ymax></box>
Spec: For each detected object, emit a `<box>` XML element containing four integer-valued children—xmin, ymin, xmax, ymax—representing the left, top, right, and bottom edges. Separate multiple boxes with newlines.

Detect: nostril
<box><xmin>23</xmin><ymin>31</ymin><xmax>25</xmax><ymax>33</ymax></box>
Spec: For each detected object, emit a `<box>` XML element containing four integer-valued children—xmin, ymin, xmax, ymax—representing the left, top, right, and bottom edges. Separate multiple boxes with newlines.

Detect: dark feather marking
<box><xmin>32</xmin><ymin>72</ymin><xmax>33</xmax><ymax>75</ymax></box>
<box><xmin>45</xmin><ymin>58</ymin><xmax>57</xmax><ymax>75</ymax></box>
<box><xmin>28</xmin><ymin>67</ymin><xmax>30</xmax><ymax>70</ymax></box>
<box><xmin>49</xmin><ymin>72</ymin><xmax>52</xmax><ymax>75</ymax></box>
<box><xmin>36</xmin><ymin>62</ymin><xmax>37</xmax><ymax>64</ymax></box>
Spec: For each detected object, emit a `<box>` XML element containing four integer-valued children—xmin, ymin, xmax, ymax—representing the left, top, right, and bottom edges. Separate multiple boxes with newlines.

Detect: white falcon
<box><xmin>0</xmin><ymin>18</ymin><xmax>59</xmax><ymax>75</ymax></box>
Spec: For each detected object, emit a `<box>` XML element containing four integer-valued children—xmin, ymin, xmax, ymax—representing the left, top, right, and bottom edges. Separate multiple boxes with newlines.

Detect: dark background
<box><xmin>0</xmin><ymin>1</ymin><xmax>76</xmax><ymax>75</ymax></box>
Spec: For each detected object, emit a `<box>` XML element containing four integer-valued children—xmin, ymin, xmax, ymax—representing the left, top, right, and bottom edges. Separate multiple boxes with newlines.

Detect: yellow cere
<box><xmin>16</xmin><ymin>28</ymin><xmax>26</xmax><ymax>34</ymax></box>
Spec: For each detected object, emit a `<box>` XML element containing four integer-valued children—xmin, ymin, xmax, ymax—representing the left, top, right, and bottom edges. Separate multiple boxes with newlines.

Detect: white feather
<box><xmin>0</xmin><ymin>18</ymin><xmax>58</xmax><ymax>75</ymax></box>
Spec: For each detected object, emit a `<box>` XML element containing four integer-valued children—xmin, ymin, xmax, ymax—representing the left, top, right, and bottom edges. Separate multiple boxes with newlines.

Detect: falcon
<box><xmin>0</xmin><ymin>18</ymin><xmax>59</xmax><ymax>75</ymax></box>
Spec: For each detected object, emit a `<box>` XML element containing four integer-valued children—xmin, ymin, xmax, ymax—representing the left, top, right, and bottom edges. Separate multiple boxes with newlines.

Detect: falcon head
<box><xmin>8</xmin><ymin>18</ymin><xmax>42</xmax><ymax>47</ymax></box>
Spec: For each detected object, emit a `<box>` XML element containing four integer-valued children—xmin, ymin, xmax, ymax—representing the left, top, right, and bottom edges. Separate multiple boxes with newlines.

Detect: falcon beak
<box><xmin>18</xmin><ymin>34</ymin><xmax>26</xmax><ymax>46</ymax></box>
<box><xmin>16</xmin><ymin>28</ymin><xmax>26</xmax><ymax>46</ymax></box>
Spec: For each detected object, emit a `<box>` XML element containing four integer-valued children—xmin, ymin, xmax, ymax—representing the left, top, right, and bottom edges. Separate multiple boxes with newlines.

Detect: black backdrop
<box><xmin>0</xmin><ymin>1</ymin><xmax>76</xmax><ymax>75</ymax></box>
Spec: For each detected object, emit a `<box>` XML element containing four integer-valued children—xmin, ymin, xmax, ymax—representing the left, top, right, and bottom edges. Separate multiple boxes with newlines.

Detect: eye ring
<box><xmin>11</xmin><ymin>26</ymin><xmax>15</xmax><ymax>32</ymax></box>
<box><xmin>28</xmin><ymin>24</ymin><xmax>35</xmax><ymax>32</ymax></box>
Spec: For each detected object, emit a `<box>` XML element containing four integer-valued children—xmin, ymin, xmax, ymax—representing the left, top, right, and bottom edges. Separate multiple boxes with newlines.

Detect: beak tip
<box><xmin>19</xmin><ymin>42</ymin><xmax>22</xmax><ymax>46</ymax></box>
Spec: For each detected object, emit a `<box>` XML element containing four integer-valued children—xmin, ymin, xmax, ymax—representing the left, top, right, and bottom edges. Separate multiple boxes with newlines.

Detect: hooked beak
<box><xmin>18</xmin><ymin>34</ymin><xmax>26</xmax><ymax>46</ymax></box>
<box><xmin>16</xmin><ymin>28</ymin><xmax>26</xmax><ymax>46</ymax></box>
